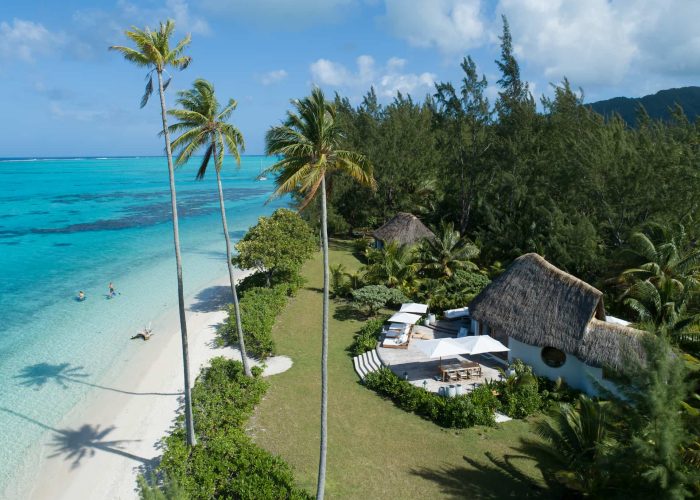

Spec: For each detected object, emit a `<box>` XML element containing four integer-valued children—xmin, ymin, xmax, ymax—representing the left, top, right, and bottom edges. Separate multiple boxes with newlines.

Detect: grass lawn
<box><xmin>248</xmin><ymin>241</ymin><xmax>557</xmax><ymax>499</ymax></box>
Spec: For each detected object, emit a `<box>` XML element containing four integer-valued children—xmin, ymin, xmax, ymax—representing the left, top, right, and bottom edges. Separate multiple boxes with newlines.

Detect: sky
<box><xmin>1</xmin><ymin>0</ymin><xmax>699</xmax><ymax>157</ymax></box>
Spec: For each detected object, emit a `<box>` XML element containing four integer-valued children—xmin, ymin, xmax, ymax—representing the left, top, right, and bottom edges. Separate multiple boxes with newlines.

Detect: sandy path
<box><xmin>23</xmin><ymin>274</ymin><xmax>291</xmax><ymax>500</ymax></box>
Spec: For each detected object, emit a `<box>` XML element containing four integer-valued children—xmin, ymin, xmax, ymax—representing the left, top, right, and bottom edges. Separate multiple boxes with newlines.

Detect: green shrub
<box><xmin>349</xmin><ymin>317</ymin><xmax>387</xmax><ymax>356</ymax></box>
<box><xmin>238</xmin><ymin>270</ymin><xmax>307</xmax><ymax>297</ymax></box>
<box><xmin>363</xmin><ymin>368</ymin><xmax>498</xmax><ymax>428</ymax></box>
<box><xmin>222</xmin><ymin>285</ymin><xmax>288</xmax><ymax>359</ymax></box>
<box><xmin>330</xmin><ymin>264</ymin><xmax>352</xmax><ymax>298</ymax></box>
<box><xmin>538</xmin><ymin>376</ymin><xmax>579</xmax><ymax>407</ymax></box>
<box><xmin>351</xmin><ymin>285</ymin><xmax>409</xmax><ymax>316</ymax></box>
<box><xmin>155</xmin><ymin>358</ymin><xmax>310</xmax><ymax>499</ymax></box>
<box><xmin>496</xmin><ymin>360</ymin><xmax>543</xmax><ymax>418</ymax></box>
<box><xmin>233</xmin><ymin>208</ymin><xmax>316</xmax><ymax>287</ymax></box>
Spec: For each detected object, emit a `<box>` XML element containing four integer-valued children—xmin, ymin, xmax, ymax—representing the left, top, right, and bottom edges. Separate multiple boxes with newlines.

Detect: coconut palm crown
<box><xmin>168</xmin><ymin>78</ymin><xmax>245</xmax><ymax>176</ymax></box>
<box><xmin>109</xmin><ymin>20</ymin><xmax>191</xmax><ymax>108</ymax></box>
<box><xmin>264</xmin><ymin>87</ymin><xmax>376</xmax><ymax>207</ymax></box>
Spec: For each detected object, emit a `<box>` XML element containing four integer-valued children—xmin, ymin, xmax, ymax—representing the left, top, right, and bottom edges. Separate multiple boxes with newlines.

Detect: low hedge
<box><xmin>221</xmin><ymin>284</ymin><xmax>289</xmax><ymax>359</ymax></box>
<box><xmin>349</xmin><ymin>317</ymin><xmax>386</xmax><ymax>356</ymax></box>
<box><xmin>151</xmin><ymin>358</ymin><xmax>311</xmax><ymax>499</ymax></box>
<box><xmin>363</xmin><ymin>367</ymin><xmax>499</xmax><ymax>428</ymax></box>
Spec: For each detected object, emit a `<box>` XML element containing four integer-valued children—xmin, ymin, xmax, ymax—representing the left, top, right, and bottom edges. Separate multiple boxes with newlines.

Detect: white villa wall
<box><xmin>508</xmin><ymin>338</ymin><xmax>617</xmax><ymax>396</ymax></box>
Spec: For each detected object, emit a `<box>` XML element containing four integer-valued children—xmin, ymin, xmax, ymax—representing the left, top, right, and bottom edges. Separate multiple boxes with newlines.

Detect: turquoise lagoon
<box><xmin>0</xmin><ymin>156</ymin><xmax>286</xmax><ymax>490</ymax></box>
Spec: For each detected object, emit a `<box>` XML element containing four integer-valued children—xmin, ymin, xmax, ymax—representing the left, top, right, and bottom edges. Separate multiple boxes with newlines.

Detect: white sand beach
<box><xmin>18</xmin><ymin>272</ymin><xmax>291</xmax><ymax>500</ymax></box>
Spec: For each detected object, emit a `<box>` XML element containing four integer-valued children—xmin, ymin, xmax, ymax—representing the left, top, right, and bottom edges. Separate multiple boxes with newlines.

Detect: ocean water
<box><xmin>0</xmin><ymin>156</ymin><xmax>286</xmax><ymax>491</ymax></box>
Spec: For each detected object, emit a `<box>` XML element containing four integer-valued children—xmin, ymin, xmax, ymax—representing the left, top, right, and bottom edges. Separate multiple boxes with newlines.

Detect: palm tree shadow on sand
<box><xmin>0</xmin><ymin>407</ymin><xmax>153</xmax><ymax>469</ymax></box>
<box><xmin>189</xmin><ymin>285</ymin><xmax>232</xmax><ymax>313</ymax></box>
<box><xmin>15</xmin><ymin>362</ymin><xmax>181</xmax><ymax>396</ymax></box>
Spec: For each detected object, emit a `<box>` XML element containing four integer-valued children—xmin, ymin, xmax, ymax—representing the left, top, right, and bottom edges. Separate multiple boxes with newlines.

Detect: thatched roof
<box><xmin>372</xmin><ymin>212</ymin><xmax>435</xmax><ymax>246</ymax></box>
<box><xmin>469</xmin><ymin>253</ymin><xmax>645</xmax><ymax>370</ymax></box>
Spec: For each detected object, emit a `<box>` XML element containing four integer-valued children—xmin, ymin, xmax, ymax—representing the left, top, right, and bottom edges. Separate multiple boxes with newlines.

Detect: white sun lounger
<box><xmin>444</xmin><ymin>307</ymin><xmax>470</xmax><ymax>319</ymax></box>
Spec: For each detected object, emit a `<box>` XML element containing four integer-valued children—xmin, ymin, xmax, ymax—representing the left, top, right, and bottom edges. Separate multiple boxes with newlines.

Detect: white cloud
<box><xmin>0</xmin><ymin>19</ymin><xmax>66</xmax><ymax>62</ymax></box>
<box><xmin>259</xmin><ymin>69</ymin><xmax>288</xmax><ymax>85</ymax></box>
<box><xmin>498</xmin><ymin>0</ymin><xmax>637</xmax><ymax>86</ymax></box>
<box><xmin>72</xmin><ymin>0</ymin><xmax>210</xmax><ymax>59</ymax></box>
<box><xmin>381</xmin><ymin>0</ymin><xmax>700</xmax><ymax>94</ymax></box>
<box><xmin>310</xmin><ymin>55</ymin><xmax>436</xmax><ymax>98</ymax></box>
<box><xmin>201</xmin><ymin>0</ymin><xmax>357</xmax><ymax>26</ymax></box>
<box><xmin>310</xmin><ymin>59</ymin><xmax>350</xmax><ymax>86</ymax></box>
<box><xmin>383</xmin><ymin>0</ymin><xmax>485</xmax><ymax>53</ymax></box>
<box><xmin>166</xmin><ymin>0</ymin><xmax>211</xmax><ymax>35</ymax></box>
<box><xmin>49</xmin><ymin>102</ymin><xmax>108</xmax><ymax>122</ymax></box>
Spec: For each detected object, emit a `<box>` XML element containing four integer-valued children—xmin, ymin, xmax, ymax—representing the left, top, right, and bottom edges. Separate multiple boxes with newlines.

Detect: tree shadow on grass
<box><xmin>189</xmin><ymin>285</ymin><xmax>232</xmax><ymax>313</ymax></box>
<box><xmin>329</xmin><ymin>239</ymin><xmax>355</xmax><ymax>252</ymax></box>
<box><xmin>0</xmin><ymin>407</ymin><xmax>153</xmax><ymax>469</ymax></box>
<box><xmin>15</xmin><ymin>362</ymin><xmax>181</xmax><ymax>396</ymax></box>
<box><xmin>333</xmin><ymin>303</ymin><xmax>367</xmax><ymax>322</ymax></box>
<box><xmin>411</xmin><ymin>449</ymin><xmax>564</xmax><ymax>499</ymax></box>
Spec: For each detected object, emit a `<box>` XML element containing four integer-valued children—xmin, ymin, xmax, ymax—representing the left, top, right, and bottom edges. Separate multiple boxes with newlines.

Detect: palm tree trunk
<box><xmin>316</xmin><ymin>174</ymin><xmax>329</xmax><ymax>500</ymax></box>
<box><xmin>156</xmin><ymin>70</ymin><xmax>196</xmax><ymax>447</ymax></box>
<box><xmin>213</xmin><ymin>143</ymin><xmax>252</xmax><ymax>377</ymax></box>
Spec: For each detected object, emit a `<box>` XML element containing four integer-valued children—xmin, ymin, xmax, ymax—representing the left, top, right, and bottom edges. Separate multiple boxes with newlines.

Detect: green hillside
<box><xmin>588</xmin><ymin>86</ymin><xmax>700</xmax><ymax>125</ymax></box>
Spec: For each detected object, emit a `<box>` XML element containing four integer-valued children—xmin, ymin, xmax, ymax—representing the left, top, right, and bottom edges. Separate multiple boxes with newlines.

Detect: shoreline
<box><xmin>9</xmin><ymin>268</ymin><xmax>287</xmax><ymax>500</ymax></box>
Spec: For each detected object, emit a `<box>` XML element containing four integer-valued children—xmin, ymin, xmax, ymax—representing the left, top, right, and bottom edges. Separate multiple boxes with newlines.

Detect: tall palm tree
<box><xmin>265</xmin><ymin>87</ymin><xmax>375</xmax><ymax>500</ymax></box>
<box><xmin>419</xmin><ymin>221</ymin><xmax>479</xmax><ymax>279</ymax></box>
<box><xmin>109</xmin><ymin>20</ymin><xmax>196</xmax><ymax>446</ymax></box>
<box><xmin>166</xmin><ymin>79</ymin><xmax>252</xmax><ymax>377</ymax></box>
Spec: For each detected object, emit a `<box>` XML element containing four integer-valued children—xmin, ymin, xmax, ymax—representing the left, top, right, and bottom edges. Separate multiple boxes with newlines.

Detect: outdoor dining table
<box><xmin>439</xmin><ymin>361</ymin><xmax>482</xmax><ymax>382</ymax></box>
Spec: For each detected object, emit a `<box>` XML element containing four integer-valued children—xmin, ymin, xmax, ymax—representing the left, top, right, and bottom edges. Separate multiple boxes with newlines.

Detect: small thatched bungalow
<box><xmin>372</xmin><ymin>212</ymin><xmax>435</xmax><ymax>248</ymax></box>
<box><xmin>469</xmin><ymin>253</ymin><xmax>645</xmax><ymax>395</ymax></box>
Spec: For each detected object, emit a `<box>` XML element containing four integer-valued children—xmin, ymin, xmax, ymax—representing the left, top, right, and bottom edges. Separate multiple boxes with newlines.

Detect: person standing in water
<box><xmin>108</xmin><ymin>282</ymin><xmax>116</xmax><ymax>297</ymax></box>
<box><xmin>78</xmin><ymin>291</ymin><xmax>85</xmax><ymax>301</ymax></box>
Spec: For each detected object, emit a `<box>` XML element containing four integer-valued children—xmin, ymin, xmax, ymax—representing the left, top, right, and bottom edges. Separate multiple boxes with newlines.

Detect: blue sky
<box><xmin>1</xmin><ymin>0</ymin><xmax>699</xmax><ymax>157</ymax></box>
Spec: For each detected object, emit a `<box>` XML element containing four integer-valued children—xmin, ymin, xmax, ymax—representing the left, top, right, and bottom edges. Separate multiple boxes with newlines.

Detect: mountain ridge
<box><xmin>587</xmin><ymin>86</ymin><xmax>700</xmax><ymax>125</ymax></box>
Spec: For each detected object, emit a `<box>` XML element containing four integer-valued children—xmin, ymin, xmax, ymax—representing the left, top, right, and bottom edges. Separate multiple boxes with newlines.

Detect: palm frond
<box><xmin>140</xmin><ymin>74</ymin><xmax>154</xmax><ymax>108</ymax></box>
<box><xmin>196</xmin><ymin>144</ymin><xmax>213</xmax><ymax>180</ymax></box>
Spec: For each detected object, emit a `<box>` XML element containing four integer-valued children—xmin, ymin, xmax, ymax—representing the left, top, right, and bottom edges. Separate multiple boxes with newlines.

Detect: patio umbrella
<box><xmin>415</xmin><ymin>338</ymin><xmax>472</xmax><ymax>367</ymax></box>
<box><xmin>451</xmin><ymin>335</ymin><xmax>509</xmax><ymax>355</ymax></box>
<box><xmin>387</xmin><ymin>312</ymin><xmax>423</xmax><ymax>325</ymax></box>
<box><xmin>399</xmin><ymin>302</ymin><xmax>428</xmax><ymax>314</ymax></box>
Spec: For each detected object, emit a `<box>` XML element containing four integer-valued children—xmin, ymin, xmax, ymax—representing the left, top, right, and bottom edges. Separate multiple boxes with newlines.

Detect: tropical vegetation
<box><xmin>234</xmin><ymin>208</ymin><xmax>316</xmax><ymax>287</ymax></box>
<box><xmin>142</xmin><ymin>358</ymin><xmax>311</xmax><ymax>499</ymax></box>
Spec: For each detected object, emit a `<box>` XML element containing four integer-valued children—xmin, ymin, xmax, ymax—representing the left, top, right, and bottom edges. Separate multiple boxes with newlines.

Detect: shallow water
<box><xmin>0</xmin><ymin>156</ymin><xmax>286</xmax><ymax>490</ymax></box>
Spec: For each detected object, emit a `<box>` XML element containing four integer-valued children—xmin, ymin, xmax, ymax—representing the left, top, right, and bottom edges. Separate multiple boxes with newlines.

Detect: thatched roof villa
<box><xmin>372</xmin><ymin>212</ymin><xmax>435</xmax><ymax>248</ymax></box>
<box><xmin>469</xmin><ymin>253</ymin><xmax>645</xmax><ymax>395</ymax></box>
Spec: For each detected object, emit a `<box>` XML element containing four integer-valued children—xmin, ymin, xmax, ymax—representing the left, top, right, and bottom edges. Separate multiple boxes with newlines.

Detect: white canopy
<box><xmin>415</xmin><ymin>338</ymin><xmax>472</xmax><ymax>359</ymax></box>
<box><xmin>451</xmin><ymin>335</ymin><xmax>509</xmax><ymax>355</ymax></box>
<box><xmin>387</xmin><ymin>312</ymin><xmax>423</xmax><ymax>325</ymax></box>
<box><xmin>399</xmin><ymin>302</ymin><xmax>429</xmax><ymax>314</ymax></box>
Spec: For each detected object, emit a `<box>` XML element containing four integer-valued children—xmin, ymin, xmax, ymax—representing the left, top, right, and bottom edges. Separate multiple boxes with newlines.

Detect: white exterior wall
<box><xmin>508</xmin><ymin>338</ymin><xmax>618</xmax><ymax>396</ymax></box>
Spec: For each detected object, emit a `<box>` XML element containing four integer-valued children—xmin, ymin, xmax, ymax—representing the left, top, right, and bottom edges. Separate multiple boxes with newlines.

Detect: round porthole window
<box><xmin>541</xmin><ymin>346</ymin><xmax>566</xmax><ymax>368</ymax></box>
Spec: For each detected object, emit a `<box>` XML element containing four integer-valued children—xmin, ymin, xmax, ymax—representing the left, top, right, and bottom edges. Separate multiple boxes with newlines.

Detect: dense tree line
<box><xmin>322</xmin><ymin>19</ymin><xmax>700</xmax><ymax>291</ymax></box>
